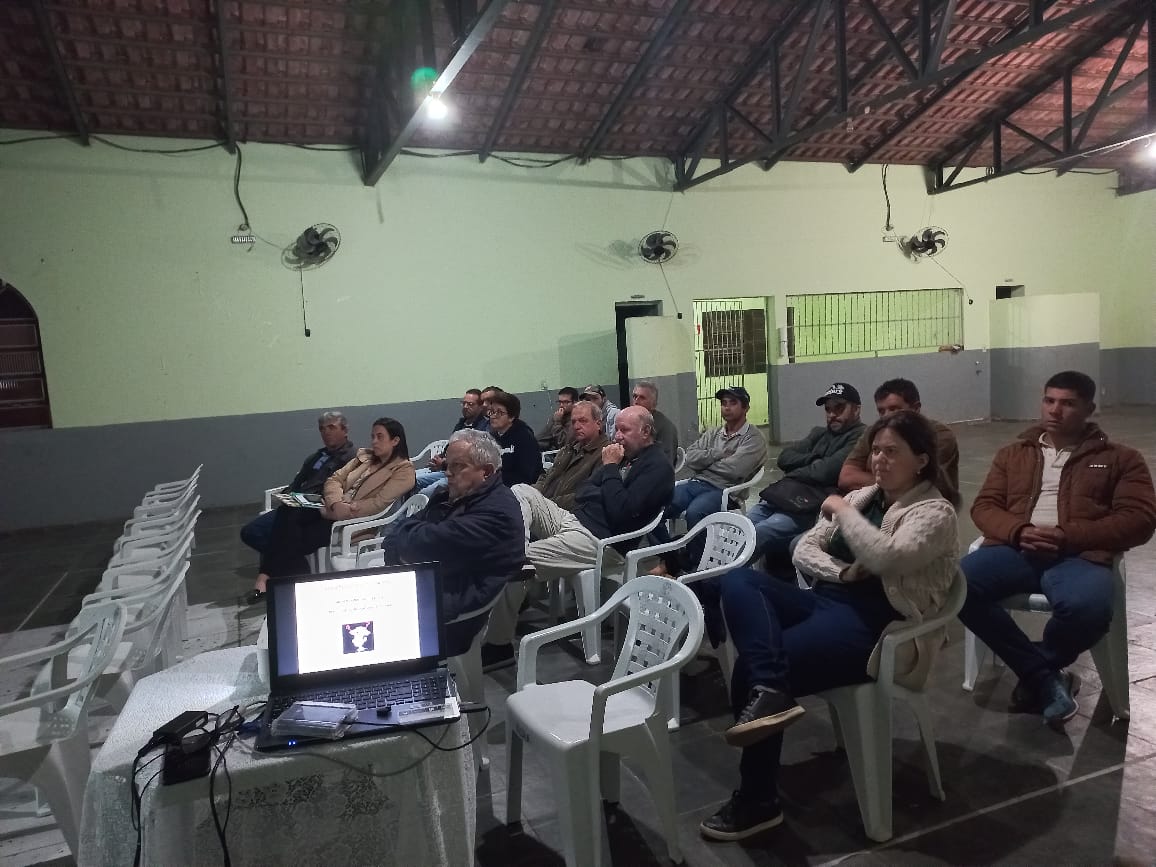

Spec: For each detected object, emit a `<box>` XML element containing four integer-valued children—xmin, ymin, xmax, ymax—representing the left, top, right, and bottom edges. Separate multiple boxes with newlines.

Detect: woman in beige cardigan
<box><xmin>245</xmin><ymin>417</ymin><xmax>417</xmax><ymax>603</ymax></box>
<box><xmin>700</xmin><ymin>411</ymin><xmax>959</xmax><ymax>843</ymax></box>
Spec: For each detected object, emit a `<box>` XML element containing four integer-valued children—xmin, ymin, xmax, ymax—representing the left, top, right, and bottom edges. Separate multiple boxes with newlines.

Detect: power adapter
<box><xmin>153</xmin><ymin>710</ymin><xmax>209</xmax><ymax>746</ymax></box>
<box><xmin>162</xmin><ymin>731</ymin><xmax>214</xmax><ymax>786</ymax></box>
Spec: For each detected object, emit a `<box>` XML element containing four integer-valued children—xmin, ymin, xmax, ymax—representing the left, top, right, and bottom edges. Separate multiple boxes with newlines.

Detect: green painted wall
<box><xmin>1</xmin><ymin>136</ymin><xmax>1152</xmax><ymax>428</ymax></box>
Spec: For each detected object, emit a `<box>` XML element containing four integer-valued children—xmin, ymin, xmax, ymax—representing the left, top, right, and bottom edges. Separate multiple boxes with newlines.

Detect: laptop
<box><xmin>255</xmin><ymin>563</ymin><xmax>460</xmax><ymax>751</ymax></box>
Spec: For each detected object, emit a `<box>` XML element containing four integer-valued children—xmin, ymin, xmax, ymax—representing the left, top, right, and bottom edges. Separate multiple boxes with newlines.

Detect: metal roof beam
<box><xmin>480</xmin><ymin>0</ymin><xmax>555</xmax><ymax>162</ymax></box>
<box><xmin>846</xmin><ymin>0</ymin><xmax>1061</xmax><ymax>172</ymax></box>
<box><xmin>676</xmin><ymin>0</ymin><xmax>1137</xmax><ymax>190</ymax></box>
<box><xmin>933</xmin><ymin>10</ymin><xmax>1142</xmax><ymax>169</ymax></box>
<box><xmin>1071</xmin><ymin>16</ymin><xmax>1144</xmax><ymax>151</ymax></box>
<box><xmin>860</xmin><ymin>0</ymin><xmax>920</xmax><ymax>82</ymax></box>
<box><xmin>30</xmin><ymin>0</ymin><xmax>88</xmax><ymax>144</ymax></box>
<box><xmin>579</xmin><ymin>0</ymin><xmax>693</xmax><ymax>162</ymax></box>
<box><xmin>932</xmin><ymin>122</ymin><xmax>1150</xmax><ymax>193</ymax></box>
<box><xmin>363</xmin><ymin>0</ymin><xmax>508</xmax><ymax>185</ymax></box>
<box><xmin>213</xmin><ymin>0</ymin><xmax>237</xmax><ymax>153</ymax></box>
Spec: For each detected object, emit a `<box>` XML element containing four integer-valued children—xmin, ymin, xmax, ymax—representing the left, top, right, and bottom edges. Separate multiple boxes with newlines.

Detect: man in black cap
<box><xmin>659</xmin><ymin>385</ymin><xmax>768</xmax><ymax>538</ymax></box>
<box><xmin>748</xmin><ymin>382</ymin><xmax>865</xmax><ymax>562</ymax></box>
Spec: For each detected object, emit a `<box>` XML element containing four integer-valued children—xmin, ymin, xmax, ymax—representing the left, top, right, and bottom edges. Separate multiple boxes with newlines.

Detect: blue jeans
<box><xmin>415</xmin><ymin>469</ymin><xmax>448</xmax><ymax>498</ymax></box>
<box><xmin>958</xmin><ymin>545</ymin><xmax>1114</xmax><ymax>687</ymax></box>
<box><xmin>240</xmin><ymin>510</ymin><xmax>277</xmax><ymax>554</ymax></box>
<box><xmin>746</xmin><ymin>501</ymin><xmax>816</xmax><ymax>556</ymax></box>
<box><xmin>652</xmin><ymin>478</ymin><xmax>725</xmax><ymax>544</ymax></box>
<box><xmin>721</xmin><ymin>567</ymin><xmax>897</xmax><ymax>802</ymax></box>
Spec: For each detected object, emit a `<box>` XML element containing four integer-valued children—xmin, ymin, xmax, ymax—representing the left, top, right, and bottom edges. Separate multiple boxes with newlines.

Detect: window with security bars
<box><xmin>0</xmin><ymin>284</ymin><xmax>51</xmax><ymax>429</ymax></box>
<box><xmin>702</xmin><ymin>308</ymin><xmax>767</xmax><ymax>377</ymax></box>
<box><xmin>784</xmin><ymin>288</ymin><xmax>962</xmax><ymax>361</ymax></box>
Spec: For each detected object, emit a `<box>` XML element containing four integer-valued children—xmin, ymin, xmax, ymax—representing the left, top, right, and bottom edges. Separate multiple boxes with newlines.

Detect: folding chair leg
<box><xmin>573</xmin><ymin>570</ymin><xmax>601</xmax><ymax>665</ymax></box>
<box><xmin>908</xmin><ymin>693</ymin><xmax>945</xmax><ymax>800</ymax></box>
<box><xmin>962</xmin><ymin>628</ymin><xmax>990</xmax><ymax>691</ymax></box>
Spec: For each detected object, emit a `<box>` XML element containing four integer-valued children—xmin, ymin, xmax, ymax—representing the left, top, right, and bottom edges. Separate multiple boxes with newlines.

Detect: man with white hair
<box><xmin>378</xmin><ymin>428</ymin><xmax>526</xmax><ymax>656</ymax></box>
<box><xmin>240</xmin><ymin>410</ymin><xmax>356</xmax><ymax>554</ymax></box>
<box><xmin>481</xmin><ymin>405</ymin><xmax>674</xmax><ymax>670</ymax></box>
<box><xmin>631</xmin><ymin>380</ymin><xmax>679</xmax><ymax>464</ymax></box>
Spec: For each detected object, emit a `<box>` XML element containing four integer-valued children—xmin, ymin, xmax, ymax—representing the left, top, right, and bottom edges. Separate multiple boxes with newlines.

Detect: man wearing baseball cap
<box><xmin>748</xmin><ymin>382</ymin><xmax>865</xmax><ymax>566</ymax></box>
<box><xmin>579</xmin><ymin>384</ymin><xmax>620</xmax><ymax>438</ymax></box>
<box><xmin>659</xmin><ymin>385</ymin><xmax>767</xmax><ymax>541</ymax></box>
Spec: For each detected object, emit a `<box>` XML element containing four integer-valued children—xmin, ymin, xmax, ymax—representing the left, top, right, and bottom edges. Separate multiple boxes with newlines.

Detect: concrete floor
<box><xmin>2</xmin><ymin>408</ymin><xmax>1155</xmax><ymax>866</ymax></box>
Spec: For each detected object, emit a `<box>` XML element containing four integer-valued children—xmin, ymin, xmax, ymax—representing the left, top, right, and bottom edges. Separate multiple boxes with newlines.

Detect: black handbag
<box><xmin>758</xmin><ymin>477</ymin><xmax>828</xmax><ymax>515</ymax></box>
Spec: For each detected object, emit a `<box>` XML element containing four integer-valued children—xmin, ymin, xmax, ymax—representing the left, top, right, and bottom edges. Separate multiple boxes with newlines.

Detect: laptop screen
<box><xmin>268</xmin><ymin>564</ymin><xmax>442</xmax><ymax>680</ymax></box>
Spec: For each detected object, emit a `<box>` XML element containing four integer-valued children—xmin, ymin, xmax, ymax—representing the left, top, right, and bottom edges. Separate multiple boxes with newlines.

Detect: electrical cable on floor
<box><xmin>880</xmin><ymin>164</ymin><xmax>893</xmax><ymax>232</ymax></box>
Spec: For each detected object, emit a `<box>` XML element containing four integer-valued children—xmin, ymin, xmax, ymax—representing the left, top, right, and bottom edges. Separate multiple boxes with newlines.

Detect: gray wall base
<box><xmin>1100</xmin><ymin>347</ymin><xmax>1156</xmax><ymax>407</ymax></box>
<box><xmin>0</xmin><ymin>390</ymin><xmax>563</xmax><ymax>532</ymax></box>
<box><xmin>770</xmin><ymin>350</ymin><xmax>991</xmax><ymax>443</ymax></box>
<box><xmin>989</xmin><ymin>343</ymin><xmax>1100</xmax><ymax>421</ymax></box>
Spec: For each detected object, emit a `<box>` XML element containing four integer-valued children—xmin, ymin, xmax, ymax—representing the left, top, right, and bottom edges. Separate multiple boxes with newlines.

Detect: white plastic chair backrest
<box><xmin>122</xmin><ymin>494</ymin><xmax>200</xmax><ymax>539</ymax></box>
<box><xmin>608</xmin><ymin>576</ymin><xmax>704</xmax><ymax>711</ymax></box>
<box><xmin>674</xmin><ymin>447</ymin><xmax>687</xmax><ymax>474</ymax></box>
<box><xmin>389</xmin><ymin>491</ymin><xmax>429</xmax><ymax>522</ymax></box>
<box><xmin>347</xmin><ymin>493</ymin><xmax>429</xmax><ymax>566</ymax></box>
<box><xmin>541</xmin><ymin>449</ymin><xmax>560</xmax><ymax>469</ymax></box>
<box><xmin>106</xmin><ymin>525</ymin><xmax>196</xmax><ymax>577</ymax></box>
<box><xmin>0</xmin><ymin>604</ymin><xmax>127</xmax><ymax>736</ymax></box>
<box><xmin>722</xmin><ymin>466</ymin><xmax>765</xmax><ymax>508</ymax></box>
<box><xmin>89</xmin><ymin>563</ymin><xmax>189</xmax><ymax>669</ymax></box>
<box><xmin>967</xmin><ymin>536</ymin><xmax>983</xmax><ymax>554</ymax></box>
<box><xmin>411</xmin><ymin>439</ymin><xmax>450</xmax><ymax>467</ymax></box>
<box><xmin>877</xmin><ymin>567</ymin><xmax>967</xmax><ymax>693</ymax></box>
<box><xmin>690</xmin><ymin>512</ymin><xmax>758</xmax><ymax>576</ymax></box>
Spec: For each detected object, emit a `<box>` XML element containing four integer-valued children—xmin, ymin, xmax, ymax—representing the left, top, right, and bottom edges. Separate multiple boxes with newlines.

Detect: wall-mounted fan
<box><xmin>899</xmin><ymin>226</ymin><xmax>948</xmax><ymax>260</ymax></box>
<box><xmin>638</xmin><ymin>230</ymin><xmax>678</xmax><ymax>264</ymax></box>
<box><xmin>283</xmin><ymin>223</ymin><xmax>341</xmax><ymax>270</ymax></box>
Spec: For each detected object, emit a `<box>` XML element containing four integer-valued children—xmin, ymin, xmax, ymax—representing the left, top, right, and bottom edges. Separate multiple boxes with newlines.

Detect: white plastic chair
<box><xmin>446</xmin><ymin>591</ymin><xmax>505</xmax><ymax>772</ymax></box>
<box><xmin>961</xmin><ymin>537</ymin><xmax>1130</xmax><ymax>720</ymax></box>
<box><xmin>721</xmin><ymin>465</ymin><xmax>765</xmax><ymax>512</ymax></box>
<box><xmin>541</xmin><ymin>449</ymin><xmax>560</xmax><ymax>470</ymax></box>
<box><xmin>262</xmin><ymin>485</ymin><xmax>288</xmax><ymax>513</ymax></box>
<box><xmin>410</xmin><ymin>438</ymin><xmax>450</xmax><ymax>468</ymax></box>
<box><xmin>131</xmin><ymin>482</ymin><xmax>199</xmax><ymax>521</ymax></box>
<box><xmin>0</xmin><ymin>603</ymin><xmax>127</xmax><ymax>856</ymax></box>
<box><xmin>818</xmin><ymin>568</ymin><xmax>967</xmax><ymax>842</ymax></box>
<box><xmin>616</xmin><ymin>513</ymin><xmax>757</xmax><ymax>729</ymax></box>
<box><xmin>140</xmin><ymin>465</ymin><xmax>201</xmax><ymax>505</ymax></box>
<box><xmin>329</xmin><ymin>493</ymin><xmax>430</xmax><ymax>571</ymax></box>
<box><xmin>551</xmin><ymin>509</ymin><xmax>667</xmax><ymax>665</ymax></box>
<box><xmin>115</xmin><ymin>495</ymin><xmax>200</xmax><ymax>552</ymax></box>
<box><xmin>506</xmin><ymin>575</ymin><xmax>704</xmax><ymax>867</ymax></box>
<box><xmin>673</xmin><ymin>446</ymin><xmax>687</xmax><ymax>475</ymax></box>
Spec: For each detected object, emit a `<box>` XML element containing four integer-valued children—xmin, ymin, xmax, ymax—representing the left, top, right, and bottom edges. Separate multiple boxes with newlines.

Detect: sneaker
<box><xmin>1040</xmin><ymin>671</ymin><xmax>1080</xmax><ymax>727</ymax></box>
<box><xmin>243</xmin><ymin>589</ymin><xmax>266</xmax><ymax>606</ymax></box>
<box><xmin>481</xmin><ymin>642</ymin><xmax>516</xmax><ymax>673</ymax></box>
<box><xmin>1011</xmin><ymin>670</ymin><xmax>1081</xmax><ymax>714</ymax></box>
<box><xmin>725</xmin><ymin>686</ymin><xmax>805</xmax><ymax>747</ymax></box>
<box><xmin>700</xmin><ymin>791</ymin><xmax>783</xmax><ymax>842</ymax></box>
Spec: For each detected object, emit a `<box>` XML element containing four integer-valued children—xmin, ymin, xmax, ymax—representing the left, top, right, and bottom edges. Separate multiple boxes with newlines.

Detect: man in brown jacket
<box><xmin>959</xmin><ymin>371</ymin><xmax>1156</xmax><ymax>727</ymax></box>
<box><xmin>522</xmin><ymin>399</ymin><xmax>609</xmax><ymax>513</ymax></box>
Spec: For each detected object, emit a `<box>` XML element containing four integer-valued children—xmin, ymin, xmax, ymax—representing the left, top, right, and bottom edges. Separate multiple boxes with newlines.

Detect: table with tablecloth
<box><xmin>78</xmin><ymin>646</ymin><xmax>476</xmax><ymax>866</ymax></box>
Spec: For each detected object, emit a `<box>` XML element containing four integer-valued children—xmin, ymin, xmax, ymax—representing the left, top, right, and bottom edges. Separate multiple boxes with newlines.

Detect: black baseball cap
<box><xmin>816</xmin><ymin>382</ymin><xmax>862</xmax><ymax>406</ymax></box>
<box><xmin>715</xmin><ymin>385</ymin><xmax>751</xmax><ymax>407</ymax></box>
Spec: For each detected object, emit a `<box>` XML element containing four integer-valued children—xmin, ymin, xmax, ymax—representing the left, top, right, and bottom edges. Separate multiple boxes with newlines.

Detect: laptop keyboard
<box><xmin>271</xmin><ymin>671</ymin><xmax>449</xmax><ymax>718</ymax></box>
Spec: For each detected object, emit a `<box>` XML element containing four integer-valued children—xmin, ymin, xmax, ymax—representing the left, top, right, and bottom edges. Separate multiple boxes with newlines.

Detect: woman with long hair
<box><xmin>701</xmin><ymin>410</ymin><xmax>960</xmax><ymax>842</ymax></box>
<box><xmin>245</xmin><ymin>417</ymin><xmax>416</xmax><ymax>603</ymax></box>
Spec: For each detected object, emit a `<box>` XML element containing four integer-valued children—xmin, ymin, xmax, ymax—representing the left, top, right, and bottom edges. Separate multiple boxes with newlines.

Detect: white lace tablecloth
<box><xmin>78</xmin><ymin>647</ymin><xmax>476</xmax><ymax>866</ymax></box>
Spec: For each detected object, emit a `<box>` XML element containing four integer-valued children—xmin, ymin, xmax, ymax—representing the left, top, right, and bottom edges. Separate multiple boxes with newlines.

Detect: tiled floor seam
<box><xmin>811</xmin><ymin>748</ymin><xmax>1156</xmax><ymax>867</ymax></box>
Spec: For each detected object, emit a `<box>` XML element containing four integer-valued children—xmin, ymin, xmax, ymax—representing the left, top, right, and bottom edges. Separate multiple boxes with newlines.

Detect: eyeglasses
<box><xmin>488</xmin><ymin>408</ymin><xmax>509</xmax><ymax>417</ymax></box>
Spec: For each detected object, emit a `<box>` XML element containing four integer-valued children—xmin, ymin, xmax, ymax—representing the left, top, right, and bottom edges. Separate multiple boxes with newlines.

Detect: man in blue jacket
<box><xmin>240</xmin><ymin>410</ymin><xmax>356</xmax><ymax>554</ymax></box>
<box><xmin>481</xmin><ymin>405</ymin><xmax>675</xmax><ymax>670</ymax></box>
<box><xmin>378</xmin><ymin>428</ymin><xmax>526</xmax><ymax>657</ymax></box>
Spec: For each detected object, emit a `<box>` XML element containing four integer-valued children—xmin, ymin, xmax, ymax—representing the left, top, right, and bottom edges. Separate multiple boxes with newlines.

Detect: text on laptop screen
<box><xmin>272</xmin><ymin>567</ymin><xmax>441</xmax><ymax>677</ymax></box>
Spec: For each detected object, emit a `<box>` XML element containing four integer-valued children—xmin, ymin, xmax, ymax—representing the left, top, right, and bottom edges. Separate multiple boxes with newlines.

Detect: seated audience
<box><xmin>245</xmin><ymin>417</ymin><xmax>416</xmax><ymax>604</ymax></box>
<box><xmin>488</xmin><ymin>390</ymin><xmax>543</xmax><ymax>486</ymax></box>
<box><xmin>839</xmin><ymin>377</ymin><xmax>960</xmax><ymax>503</ymax></box>
<box><xmin>519</xmin><ymin>399</ymin><xmax>608</xmax><ymax>515</ymax></box>
<box><xmin>537</xmin><ymin>386</ymin><xmax>580</xmax><ymax>449</ymax></box>
<box><xmin>701</xmin><ymin>411</ymin><xmax>959</xmax><ymax>842</ymax></box>
<box><xmin>658</xmin><ymin>385</ymin><xmax>767</xmax><ymax>537</ymax></box>
<box><xmin>580</xmin><ymin>383</ymin><xmax>620</xmax><ymax>437</ymax></box>
<box><xmin>959</xmin><ymin>370</ymin><xmax>1156</xmax><ymax>726</ymax></box>
<box><xmin>631</xmin><ymin>379</ymin><xmax>679</xmax><ymax>464</ymax></box>
<box><xmin>240</xmin><ymin>410</ymin><xmax>357</xmax><ymax>554</ymax></box>
<box><xmin>748</xmin><ymin>383</ymin><xmax>865</xmax><ymax>562</ymax></box>
<box><xmin>415</xmin><ymin>388</ymin><xmax>487</xmax><ymax>495</ymax></box>
<box><xmin>377</xmin><ymin>429</ymin><xmax>526</xmax><ymax>656</ymax></box>
<box><xmin>481</xmin><ymin>405</ymin><xmax>675</xmax><ymax>669</ymax></box>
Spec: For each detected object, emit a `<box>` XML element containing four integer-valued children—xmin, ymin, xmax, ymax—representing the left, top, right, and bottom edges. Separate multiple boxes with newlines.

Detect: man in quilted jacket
<box><xmin>960</xmin><ymin>370</ymin><xmax>1156</xmax><ymax>727</ymax></box>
